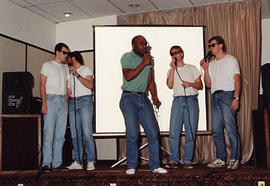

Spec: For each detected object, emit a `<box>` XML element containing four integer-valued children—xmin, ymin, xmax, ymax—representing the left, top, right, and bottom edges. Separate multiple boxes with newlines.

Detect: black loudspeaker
<box><xmin>2</xmin><ymin>116</ymin><xmax>40</xmax><ymax>170</ymax></box>
<box><xmin>252</xmin><ymin>106</ymin><xmax>267</xmax><ymax>168</ymax></box>
<box><xmin>2</xmin><ymin>72</ymin><xmax>33</xmax><ymax>114</ymax></box>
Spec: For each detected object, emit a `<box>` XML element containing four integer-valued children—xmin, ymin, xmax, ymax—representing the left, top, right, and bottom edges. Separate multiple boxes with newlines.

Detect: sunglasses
<box><xmin>208</xmin><ymin>43</ymin><xmax>220</xmax><ymax>49</ymax></box>
<box><xmin>170</xmin><ymin>50</ymin><xmax>182</xmax><ymax>56</ymax></box>
<box><xmin>61</xmin><ymin>51</ymin><xmax>69</xmax><ymax>55</ymax></box>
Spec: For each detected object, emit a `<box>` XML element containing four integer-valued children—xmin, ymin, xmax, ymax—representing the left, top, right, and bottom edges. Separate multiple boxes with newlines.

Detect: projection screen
<box><xmin>94</xmin><ymin>26</ymin><xmax>207</xmax><ymax>135</ymax></box>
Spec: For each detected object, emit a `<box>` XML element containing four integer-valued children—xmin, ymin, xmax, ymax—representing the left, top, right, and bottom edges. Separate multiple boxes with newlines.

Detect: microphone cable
<box><xmin>174</xmin><ymin>62</ymin><xmax>202</xmax><ymax>164</ymax></box>
<box><xmin>72</xmin><ymin>73</ymin><xmax>83</xmax><ymax>166</ymax></box>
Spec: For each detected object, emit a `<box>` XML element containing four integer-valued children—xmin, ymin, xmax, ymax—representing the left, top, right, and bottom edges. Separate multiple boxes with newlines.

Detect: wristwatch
<box><xmin>233</xmin><ymin>97</ymin><xmax>239</xmax><ymax>100</ymax></box>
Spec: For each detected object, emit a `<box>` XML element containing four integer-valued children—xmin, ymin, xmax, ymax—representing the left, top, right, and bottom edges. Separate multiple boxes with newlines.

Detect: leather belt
<box><xmin>213</xmin><ymin>90</ymin><xmax>224</xmax><ymax>94</ymax></box>
<box><xmin>123</xmin><ymin>90</ymin><xmax>145</xmax><ymax>95</ymax></box>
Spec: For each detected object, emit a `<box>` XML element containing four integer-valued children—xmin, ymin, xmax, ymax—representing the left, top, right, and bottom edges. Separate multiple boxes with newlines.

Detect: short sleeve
<box><xmin>191</xmin><ymin>65</ymin><xmax>201</xmax><ymax>79</ymax></box>
<box><xmin>84</xmin><ymin>67</ymin><xmax>93</xmax><ymax>76</ymax></box>
<box><xmin>40</xmin><ymin>63</ymin><xmax>49</xmax><ymax>76</ymax></box>
<box><xmin>231</xmin><ymin>57</ymin><xmax>240</xmax><ymax>75</ymax></box>
<box><xmin>121</xmin><ymin>53</ymin><xmax>132</xmax><ymax>69</ymax></box>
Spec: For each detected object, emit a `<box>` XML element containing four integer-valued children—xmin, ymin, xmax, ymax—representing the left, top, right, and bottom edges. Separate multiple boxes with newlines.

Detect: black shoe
<box><xmin>165</xmin><ymin>160</ymin><xmax>178</xmax><ymax>169</ymax></box>
<box><xmin>41</xmin><ymin>165</ymin><xmax>51</xmax><ymax>173</ymax></box>
<box><xmin>52</xmin><ymin>164</ymin><xmax>69</xmax><ymax>172</ymax></box>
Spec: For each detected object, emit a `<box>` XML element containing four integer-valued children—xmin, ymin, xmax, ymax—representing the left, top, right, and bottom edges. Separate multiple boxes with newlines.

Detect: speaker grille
<box><xmin>2</xmin><ymin>72</ymin><xmax>33</xmax><ymax>114</ymax></box>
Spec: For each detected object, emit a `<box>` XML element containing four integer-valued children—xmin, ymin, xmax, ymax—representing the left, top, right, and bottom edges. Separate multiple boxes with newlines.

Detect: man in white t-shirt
<box><xmin>200</xmin><ymin>36</ymin><xmax>241</xmax><ymax>170</ymax></box>
<box><xmin>66</xmin><ymin>51</ymin><xmax>96</xmax><ymax>171</ymax></box>
<box><xmin>40</xmin><ymin>42</ymin><xmax>70</xmax><ymax>172</ymax></box>
<box><xmin>166</xmin><ymin>45</ymin><xmax>203</xmax><ymax>169</ymax></box>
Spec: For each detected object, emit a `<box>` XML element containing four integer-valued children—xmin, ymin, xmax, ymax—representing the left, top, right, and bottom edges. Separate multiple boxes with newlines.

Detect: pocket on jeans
<box><xmin>46</xmin><ymin>95</ymin><xmax>56</xmax><ymax>101</ymax></box>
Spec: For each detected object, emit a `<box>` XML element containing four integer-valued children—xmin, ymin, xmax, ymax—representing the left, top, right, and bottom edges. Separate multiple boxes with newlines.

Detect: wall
<box><xmin>262</xmin><ymin>19</ymin><xmax>270</xmax><ymax>66</ymax></box>
<box><xmin>260</xmin><ymin>19</ymin><xmax>270</xmax><ymax>94</ymax></box>
<box><xmin>56</xmin><ymin>15</ymin><xmax>118</xmax><ymax>51</ymax></box>
<box><xmin>0</xmin><ymin>0</ymin><xmax>56</xmax><ymax>51</ymax></box>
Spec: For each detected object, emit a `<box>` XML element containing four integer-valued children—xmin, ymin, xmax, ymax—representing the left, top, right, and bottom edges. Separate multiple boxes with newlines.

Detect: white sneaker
<box><xmin>152</xmin><ymin>167</ymin><xmax>168</xmax><ymax>174</ymax></box>
<box><xmin>67</xmin><ymin>161</ymin><xmax>83</xmax><ymax>170</ymax></box>
<box><xmin>87</xmin><ymin>161</ymin><xmax>95</xmax><ymax>170</ymax></box>
<box><xmin>126</xmin><ymin>168</ymin><xmax>136</xmax><ymax>175</ymax></box>
<box><xmin>227</xmin><ymin>159</ymin><xmax>239</xmax><ymax>170</ymax></box>
<box><xmin>207</xmin><ymin>159</ymin><xmax>225</xmax><ymax>168</ymax></box>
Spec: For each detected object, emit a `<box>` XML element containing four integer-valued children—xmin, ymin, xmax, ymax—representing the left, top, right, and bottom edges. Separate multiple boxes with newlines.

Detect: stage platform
<box><xmin>0</xmin><ymin>163</ymin><xmax>270</xmax><ymax>186</ymax></box>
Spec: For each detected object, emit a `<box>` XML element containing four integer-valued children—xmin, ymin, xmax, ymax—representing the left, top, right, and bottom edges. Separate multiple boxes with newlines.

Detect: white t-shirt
<box><xmin>69</xmin><ymin>65</ymin><xmax>93</xmax><ymax>97</ymax></box>
<box><xmin>40</xmin><ymin>60</ymin><xmax>69</xmax><ymax>95</ymax></box>
<box><xmin>209</xmin><ymin>55</ymin><xmax>240</xmax><ymax>94</ymax></box>
<box><xmin>168</xmin><ymin>64</ymin><xmax>201</xmax><ymax>97</ymax></box>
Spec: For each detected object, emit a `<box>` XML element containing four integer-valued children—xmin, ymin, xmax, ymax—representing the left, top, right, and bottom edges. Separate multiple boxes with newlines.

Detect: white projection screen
<box><xmin>94</xmin><ymin>25</ymin><xmax>207</xmax><ymax>135</ymax></box>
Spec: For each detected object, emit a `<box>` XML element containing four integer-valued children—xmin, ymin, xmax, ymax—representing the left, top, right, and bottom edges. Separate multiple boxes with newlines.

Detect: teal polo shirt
<box><xmin>121</xmin><ymin>51</ymin><xmax>150</xmax><ymax>92</ymax></box>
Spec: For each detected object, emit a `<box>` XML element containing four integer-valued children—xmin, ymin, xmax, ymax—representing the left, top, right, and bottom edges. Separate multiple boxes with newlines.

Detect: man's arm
<box><xmin>231</xmin><ymin>74</ymin><xmax>241</xmax><ymax>111</ymax></box>
<box><xmin>123</xmin><ymin>53</ymin><xmax>152</xmax><ymax>81</ymax></box>
<box><xmin>77</xmin><ymin>75</ymin><xmax>94</xmax><ymax>89</ymax></box>
<box><xmin>166</xmin><ymin>61</ymin><xmax>176</xmax><ymax>89</ymax></box>
<box><xmin>69</xmin><ymin>66</ymin><xmax>94</xmax><ymax>89</ymax></box>
<box><xmin>66</xmin><ymin>79</ymin><xmax>70</xmax><ymax>101</ymax></box>
<box><xmin>40</xmin><ymin>74</ymin><xmax>47</xmax><ymax>114</ymax></box>
<box><xmin>182</xmin><ymin>76</ymin><xmax>203</xmax><ymax>90</ymax></box>
<box><xmin>148</xmin><ymin>71</ymin><xmax>160</xmax><ymax>107</ymax></box>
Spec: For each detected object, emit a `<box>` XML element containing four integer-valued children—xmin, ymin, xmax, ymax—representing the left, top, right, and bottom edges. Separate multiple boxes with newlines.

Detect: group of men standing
<box><xmin>40</xmin><ymin>43</ymin><xmax>96</xmax><ymax>172</ymax></box>
<box><xmin>40</xmin><ymin>34</ymin><xmax>241</xmax><ymax>175</ymax></box>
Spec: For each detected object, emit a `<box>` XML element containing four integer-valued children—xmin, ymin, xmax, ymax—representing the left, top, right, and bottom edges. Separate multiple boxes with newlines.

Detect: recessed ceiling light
<box><xmin>64</xmin><ymin>12</ymin><xmax>71</xmax><ymax>17</ymax></box>
<box><xmin>128</xmin><ymin>1</ymin><xmax>140</xmax><ymax>8</ymax></box>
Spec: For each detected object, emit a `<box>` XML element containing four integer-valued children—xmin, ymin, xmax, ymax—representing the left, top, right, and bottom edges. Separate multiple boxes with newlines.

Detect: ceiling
<box><xmin>9</xmin><ymin>0</ymin><xmax>270</xmax><ymax>23</ymax></box>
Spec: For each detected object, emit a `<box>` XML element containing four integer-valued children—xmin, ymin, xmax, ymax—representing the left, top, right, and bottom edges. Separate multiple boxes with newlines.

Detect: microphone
<box><xmin>146</xmin><ymin>45</ymin><xmax>154</xmax><ymax>69</ymax></box>
<box><xmin>174</xmin><ymin>57</ymin><xmax>177</xmax><ymax>66</ymax></box>
<box><xmin>68</xmin><ymin>63</ymin><xmax>72</xmax><ymax>67</ymax></box>
<box><xmin>204</xmin><ymin>51</ymin><xmax>213</xmax><ymax>61</ymax></box>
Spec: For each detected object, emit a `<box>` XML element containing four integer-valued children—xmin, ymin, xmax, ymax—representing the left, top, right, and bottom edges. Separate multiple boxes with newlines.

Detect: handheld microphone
<box><xmin>174</xmin><ymin>57</ymin><xmax>177</xmax><ymax>66</ymax></box>
<box><xmin>204</xmin><ymin>51</ymin><xmax>213</xmax><ymax>61</ymax></box>
<box><xmin>68</xmin><ymin>63</ymin><xmax>72</xmax><ymax>67</ymax></box>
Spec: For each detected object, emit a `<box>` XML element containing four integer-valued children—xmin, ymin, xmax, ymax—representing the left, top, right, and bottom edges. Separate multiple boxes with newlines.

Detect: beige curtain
<box><xmin>119</xmin><ymin>0</ymin><xmax>261</xmax><ymax>164</ymax></box>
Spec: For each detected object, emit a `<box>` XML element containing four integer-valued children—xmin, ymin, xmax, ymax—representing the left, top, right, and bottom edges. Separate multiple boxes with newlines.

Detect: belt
<box><xmin>213</xmin><ymin>90</ymin><xmax>224</xmax><ymax>94</ymax></box>
<box><xmin>123</xmin><ymin>90</ymin><xmax>145</xmax><ymax>95</ymax></box>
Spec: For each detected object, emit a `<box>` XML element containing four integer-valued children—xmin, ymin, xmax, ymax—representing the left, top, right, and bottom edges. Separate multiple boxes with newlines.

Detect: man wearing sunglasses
<box><xmin>40</xmin><ymin>42</ymin><xmax>70</xmax><ymax>172</ymax></box>
<box><xmin>200</xmin><ymin>36</ymin><xmax>241</xmax><ymax>170</ymax></box>
<box><xmin>166</xmin><ymin>45</ymin><xmax>203</xmax><ymax>169</ymax></box>
<box><xmin>120</xmin><ymin>35</ymin><xmax>167</xmax><ymax>175</ymax></box>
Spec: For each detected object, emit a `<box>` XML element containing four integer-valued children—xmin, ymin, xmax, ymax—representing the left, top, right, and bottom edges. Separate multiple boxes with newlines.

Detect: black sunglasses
<box><xmin>61</xmin><ymin>51</ymin><xmax>69</xmax><ymax>55</ymax></box>
<box><xmin>170</xmin><ymin>50</ymin><xmax>182</xmax><ymax>56</ymax></box>
<box><xmin>208</xmin><ymin>43</ymin><xmax>220</xmax><ymax>49</ymax></box>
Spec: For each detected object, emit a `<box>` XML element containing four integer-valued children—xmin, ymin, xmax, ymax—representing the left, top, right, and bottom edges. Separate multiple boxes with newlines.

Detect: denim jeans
<box><xmin>42</xmin><ymin>94</ymin><xmax>68</xmax><ymax>168</ymax></box>
<box><xmin>211</xmin><ymin>91</ymin><xmax>241</xmax><ymax>161</ymax></box>
<box><xmin>120</xmin><ymin>92</ymin><xmax>160</xmax><ymax>170</ymax></box>
<box><xmin>69</xmin><ymin>95</ymin><xmax>96</xmax><ymax>164</ymax></box>
<box><xmin>169</xmin><ymin>95</ymin><xmax>199</xmax><ymax>163</ymax></box>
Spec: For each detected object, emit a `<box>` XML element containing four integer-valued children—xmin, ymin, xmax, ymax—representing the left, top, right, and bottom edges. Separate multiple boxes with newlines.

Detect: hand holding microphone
<box><xmin>68</xmin><ymin>64</ymin><xmax>79</xmax><ymax>77</ymax></box>
<box><xmin>204</xmin><ymin>51</ymin><xmax>213</xmax><ymax>61</ymax></box>
<box><xmin>200</xmin><ymin>51</ymin><xmax>213</xmax><ymax>71</ymax></box>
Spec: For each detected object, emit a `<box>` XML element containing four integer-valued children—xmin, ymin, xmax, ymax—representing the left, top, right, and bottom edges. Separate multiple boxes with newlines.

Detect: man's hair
<box><xmin>170</xmin><ymin>45</ymin><xmax>183</xmax><ymax>53</ymax></box>
<box><xmin>54</xmin><ymin>42</ymin><xmax>69</xmax><ymax>55</ymax></box>
<box><xmin>132</xmin><ymin>35</ymin><xmax>144</xmax><ymax>45</ymax></box>
<box><xmin>170</xmin><ymin>45</ymin><xmax>184</xmax><ymax>59</ymax></box>
<box><xmin>209</xmin><ymin>36</ymin><xmax>227</xmax><ymax>52</ymax></box>
<box><xmin>69</xmin><ymin>51</ymin><xmax>84</xmax><ymax>65</ymax></box>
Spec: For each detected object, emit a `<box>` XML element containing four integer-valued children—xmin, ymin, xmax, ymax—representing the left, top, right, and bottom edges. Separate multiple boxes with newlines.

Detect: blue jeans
<box><xmin>211</xmin><ymin>91</ymin><xmax>241</xmax><ymax>160</ymax></box>
<box><xmin>169</xmin><ymin>95</ymin><xmax>199</xmax><ymax>163</ymax></box>
<box><xmin>42</xmin><ymin>94</ymin><xmax>68</xmax><ymax>168</ymax></box>
<box><xmin>69</xmin><ymin>95</ymin><xmax>96</xmax><ymax>164</ymax></box>
<box><xmin>120</xmin><ymin>92</ymin><xmax>160</xmax><ymax>170</ymax></box>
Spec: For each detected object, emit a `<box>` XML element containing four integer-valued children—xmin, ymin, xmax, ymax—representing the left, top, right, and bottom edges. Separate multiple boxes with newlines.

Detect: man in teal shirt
<box><xmin>120</xmin><ymin>35</ymin><xmax>167</xmax><ymax>175</ymax></box>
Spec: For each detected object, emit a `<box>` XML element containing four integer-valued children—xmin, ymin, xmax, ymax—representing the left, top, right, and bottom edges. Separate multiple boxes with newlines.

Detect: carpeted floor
<box><xmin>0</xmin><ymin>163</ymin><xmax>270</xmax><ymax>186</ymax></box>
